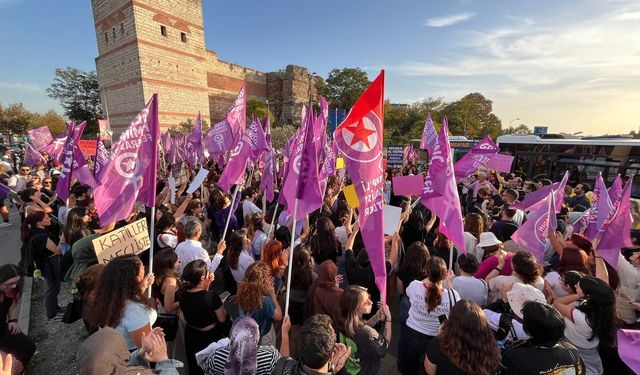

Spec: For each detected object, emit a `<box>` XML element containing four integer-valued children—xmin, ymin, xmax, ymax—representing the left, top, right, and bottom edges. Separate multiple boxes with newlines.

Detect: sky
<box><xmin>1</xmin><ymin>0</ymin><xmax>640</xmax><ymax>135</ymax></box>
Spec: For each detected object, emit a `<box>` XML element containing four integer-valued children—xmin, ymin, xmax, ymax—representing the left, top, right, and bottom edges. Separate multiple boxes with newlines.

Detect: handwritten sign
<box><xmin>172</xmin><ymin>162</ymin><xmax>188</xmax><ymax>186</ymax></box>
<box><xmin>392</xmin><ymin>175</ymin><xmax>424</xmax><ymax>196</ymax></box>
<box><xmin>92</xmin><ymin>219</ymin><xmax>150</xmax><ymax>264</ymax></box>
<box><xmin>387</xmin><ymin>145</ymin><xmax>404</xmax><ymax>168</ymax></box>
<box><xmin>78</xmin><ymin>140</ymin><xmax>97</xmax><ymax>156</ymax></box>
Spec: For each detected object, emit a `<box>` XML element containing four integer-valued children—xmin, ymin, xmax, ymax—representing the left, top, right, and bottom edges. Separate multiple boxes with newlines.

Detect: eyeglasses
<box><xmin>43</xmin><ymin>181</ymin><xmax>52</xmax><ymax>184</ymax></box>
<box><xmin>21</xmin><ymin>169</ymin><xmax>30</xmax><ymax>173</ymax></box>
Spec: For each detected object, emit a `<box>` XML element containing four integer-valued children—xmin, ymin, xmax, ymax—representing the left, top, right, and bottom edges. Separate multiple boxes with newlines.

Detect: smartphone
<box><xmin>219</xmin><ymin>291</ymin><xmax>231</xmax><ymax>302</ymax></box>
<box><xmin>438</xmin><ymin>314</ymin><xmax>448</xmax><ymax>324</ymax></box>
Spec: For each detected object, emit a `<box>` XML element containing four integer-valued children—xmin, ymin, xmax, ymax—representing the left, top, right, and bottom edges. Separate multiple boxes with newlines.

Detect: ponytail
<box><xmin>425</xmin><ymin>282</ymin><xmax>443</xmax><ymax>312</ymax></box>
<box><xmin>424</xmin><ymin>257</ymin><xmax>447</xmax><ymax>312</ymax></box>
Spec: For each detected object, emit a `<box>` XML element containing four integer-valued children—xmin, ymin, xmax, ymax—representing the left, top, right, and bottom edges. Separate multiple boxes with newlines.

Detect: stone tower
<box><xmin>91</xmin><ymin>0</ymin><xmax>209</xmax><ymax>133</ymax></box>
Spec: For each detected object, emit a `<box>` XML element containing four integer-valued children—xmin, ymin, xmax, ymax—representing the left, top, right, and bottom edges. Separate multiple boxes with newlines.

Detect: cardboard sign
<box><xmin>487</xmin><ymin>154</ymin><xmax>514</xmax><ymax>173</ymax></box>
<box><xmin>172</xmin><ymin>162</ymin><xmax>188</xmax><ymax>186</ymax></box>
<box><xmin>187</xmin><ymin>168</ymin><xmax>209</xmax><ymax>194</ymax></box>
<box><xmin>383</xmin><ymin>204</ymin><xmax>403</xmax><ymax>235</ymax></box>
<box><xmin>343</xmin><ymin>184</ymin><xmax>360</xmax><ymax>208</ymax></box>
<box><xmin>336</xmin><ymin>157</ymin><xmax>345</xmax><ymax>170</ymax></box>
<box><xmin>78</xmin><ymin>140</ymin><xmax>97</xmax><ymax>156</ymax></box>
<box><xmin>387</xmin><ymin>145</ymin><xmax>404</xmax><ymax>168</ymax></box>
<box><xmin>392</xmin><ymin>175</ymin><xmax>424</xmax><ymax>196</ymax></box>
<box><xmin>92</xmin><ymin>219</ymin><xmax>150</xmax><ymax>264</ymax></box>
<box><xmin>168</xmin><ymin>176</ymin><xmax>176</xmax><ymax>204</ymax></box>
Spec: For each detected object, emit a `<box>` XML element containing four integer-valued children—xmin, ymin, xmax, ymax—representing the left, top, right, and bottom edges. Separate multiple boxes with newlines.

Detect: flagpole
<box><xmin>221</xmin><ymin>184</ymin><xmax>240</xmax><ymax>241</ymax></box>
<box><xmin>268</xmin><ymin>202</ymin><xmax>278</xmax><ymax>238</ymax></box>
<box><xmin>147</xmin><ymin>205</ymin><xmax>156</xmax><ymax>298</ymax></box>
<box><xmin>284</xmin><ymin>198</ymin><xmax>298</xmax><ymax>316</ymax></box>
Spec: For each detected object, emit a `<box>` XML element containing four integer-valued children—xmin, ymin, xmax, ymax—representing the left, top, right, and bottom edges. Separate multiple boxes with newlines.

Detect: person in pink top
<box><xmin>474</xmin><ymin>232</ymin><xmax>514</xmax><ymax>280</ymax></box>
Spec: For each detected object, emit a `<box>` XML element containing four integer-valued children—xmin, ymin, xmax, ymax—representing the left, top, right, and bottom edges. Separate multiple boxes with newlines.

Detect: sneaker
<box><xmin>48</xmin><ymin>309</ymin><xmax>65</xmax><ymax>322</ymax></box>
<box><xmin>0</xmin><ymin>222</ymin><xmax>11</xmax><ymax>228</ymax></box>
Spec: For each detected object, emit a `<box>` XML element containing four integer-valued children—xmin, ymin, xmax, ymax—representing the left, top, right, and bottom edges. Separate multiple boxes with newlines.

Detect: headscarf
<box><xmin>305</xmin><ymin>260</ymin><xmax>343</xmax><ymax>322</ymax></box>
<box><xmin>225</xmin><ymin>317</ymin><xmax>259</xmax><ymax>375</ymax></box>
<box><xmin>76</xmin><ymin>327</ymin><xmax>153</xmax><ymax>375</ymax></box>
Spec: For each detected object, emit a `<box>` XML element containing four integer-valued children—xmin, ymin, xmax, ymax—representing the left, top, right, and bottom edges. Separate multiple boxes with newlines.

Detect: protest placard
<box><xmin>387</xmin><ymin>145</ymin><xmax>404</xmax><ymax>168</ymax></box>
<box><xmin>487</xmin><ymin>154</ymin><xmax>514</xmax><ymax>173</ymax></box>
<box><xmin>187</xmin><ymin>168</ymin><xmax>209</xmax><ymax>194</ymax></box>
<box><xmin>336</xmin><ymin>157</ymin><xmax>345</xmax><ymax>170</ymax></box>
<box><xmin>92</xmin><ymin>219</ymin><xmax>150</xmax><ymax>264</ymax></box>
<box><xmin>392</xmin><ymin>175</ymin><xmax>424</xmax><ymax>196</ymax></box>
<box><xmin>172</xmin><ymin>162</ymin><xmax>189</xmax><ymax>186</ymax></box>
<box><xmin>383</xmin><ymin>204</ymin><xmax>403</xmax><ymax>235</ymax></box>
<box><xmin>343</xmin><ymin>184</ymin><xmax>360</xmax><ymax>208</ymax></box>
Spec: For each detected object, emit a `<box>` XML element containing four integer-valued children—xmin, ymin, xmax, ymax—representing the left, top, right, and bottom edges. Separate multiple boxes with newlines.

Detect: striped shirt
<box><xmin>199</xmin><ymin>345</ymin><xmax>282</xmax><ymax>374</ymax></box>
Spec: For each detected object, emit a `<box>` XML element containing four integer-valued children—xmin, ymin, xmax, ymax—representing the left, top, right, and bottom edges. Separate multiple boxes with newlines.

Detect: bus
<box><xmin>496</xmin><ymin>134</ymin><xmax>640</xmax><ymax>196</ymax></box>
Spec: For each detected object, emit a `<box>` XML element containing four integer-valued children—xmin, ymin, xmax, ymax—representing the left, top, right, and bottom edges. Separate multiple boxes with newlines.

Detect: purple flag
<box><xmin>420</xmin><ymin>114</ymin><xmax>438</xmax><ymax>152</ymax></box>
<box><xmin>217</xmin><ymin>118</ymin><xmax>265</xmax><ymax>191</ymax></box>
<box><xmin>27</xmin><ymin>126</ymin><xmax>53</xmax><ymax>151</ymax></box>
<box><xmin>94</xmin><ymin>95</ymin><xmax>159</xmax><ymax>224</ymax></box>
<box><xmin>23</xmin><ymin>142</ymin><xmax>46</xmax><ymax>166</ymax></box>
<box><xmin>94</xmin><ymin>139</ymin><xmax>111</xmax><ymax>183</ymax></box>
<box><xmin>609</xmin><ymin>175</ymin><xmax>623</xmax><ymax>202</ymax></box>
<box><xmin>617</xmin><ymin>329</ymin><xmax>640</xmax><ymax>375</ymax></box>
<box><xmin>333</xmin><ymin>71</ymin><xmax>387</xmax><ymax>302</ymax></box>
<box><xmin>55</xmin><ymin>122</ymin><xmax>87</xmax><ymax>201</ymax></box>
<box><xmin>204</xmin><ymin>86</ymin><xmax>246</xmax><ymax>156</ymax></box>
<box><xmin>249</xmin><ymin>117</ymin><xmax>269</xmax><ymax>161</ymax></box>
<box><xmin>280</xmin><ymin>116</ymin><xmax>308</xmax><ymax>212</ymax></box>
<box><xmin>511</xmin><ymin>192</ymin><xmax>557</xmax><ymax>262</ymax></box>
<box><xmin>320</xmin><ymin>137</ymin><xmax>337</xmax><ymax>179</ymax></box>
<box><xmin>294</xmin><ymin>109</ymin><xmax>323</xmax><ymax>218</ymax></box>
<box><xmin>454</xmin><ymin>136</ymin><xmax>499</xmax><ymax>183</ymax></box>
<box><xmin>420</xmin><ymin>117</ymin><xmax>466</xmax><ymax>253</ymax></box>
<box><xmin>72</xmin><ymin>147</ymin><xmax>98</xmax><ymax>188</ymax></box>
<box><xmin>512</xmin><ymin>171</ymin><xmax>568</xmax><ymax>213</ymax></box>
<box><xmin>0</xmin><ymin>183</ymin><xmax>11</xmax><ymax>201</ymax></box>
<box><xmin>42</xmin><ymin>134</ymin><xmax>67</xmax><ymax>162</ymax></box>
<box><xmin>185</xmin><ymin>113</ymin><xmax>205</xmax><ymax>167</ymax></box>
<box><xmin>598</xmin><ymin>177</ymin><xmax>633</xmax><ymax>268</ymax></box>
<box><xmin>161</xmin><ymin>132</ymin><xmax>172</xmax><ymax>158</ymax></box>
<box><xmin>583</xmin><ymin>173</ymin><xmax>613</xmax><ymax>240</ymax></box>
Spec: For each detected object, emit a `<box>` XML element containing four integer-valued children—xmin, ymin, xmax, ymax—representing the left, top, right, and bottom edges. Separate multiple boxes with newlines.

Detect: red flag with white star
<box><xmin>333</xmin><ymin>70</ymin><xmax>387</xmax><ymax>302</ymax></box>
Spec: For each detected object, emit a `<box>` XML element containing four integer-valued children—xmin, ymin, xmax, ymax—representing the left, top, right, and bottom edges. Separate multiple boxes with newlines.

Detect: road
<box><xmin>0</xmin><ymin>207</ymin><xmax>22</xmax><ymax>266</ymax></box>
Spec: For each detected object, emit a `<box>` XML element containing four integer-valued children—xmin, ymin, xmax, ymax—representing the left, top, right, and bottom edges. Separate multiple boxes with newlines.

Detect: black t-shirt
<box><xmin>29</xmin><ymin>228</ymin><xmax>59</xmax><ymax>269</ymax></box>
<box><xmin>500</xmin><ymin>340</ymin><xmax>584</xmax><ymax>375</ymax></box>
<box><xmin>180</xmin><ymin>290</ymin><xmax>222</xmax><ymax>329</ymax></box>
<box><xmin>429</xmin><ymin>246</ymin><xmax>458</xmax><ymax>270</ymax></box>
<box><xmin>426</xmin><ymin>337</ymin><xmax>474</xmax><ymax>375</ymax></box>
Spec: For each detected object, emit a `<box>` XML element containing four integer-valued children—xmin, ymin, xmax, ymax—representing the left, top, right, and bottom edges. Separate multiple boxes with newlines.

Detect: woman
<box><xmin>60</xmin><ymin>206</ymin><xmax>92</xmax><ymax>274</ymax></box>
<box><xmin>309</xmin><ymin>216</ymin><xmax>342</xmax><ymax>265</ymax></box>
<box><xmin>88</xmin><ymin>254</ymin><xmax>156</xmax><ymax>351</ymax></box>
<box><xmin>289</xmin><ymin>245</ymin><xmax>316</xmax><ymax>326</ymax></box>
<box><xmin>179</xmin><ymin>259</ymin><xmax>227</xmax><ymax>375</ymax></box>
<box><xmin>248</xmin><ymin>213</ymin><xmax>269</xmax><ymax>260</ymax></box>
<box><xmin>20</xmin><ymin>211</ymin><xmax>62</xmax><ymax>320</ymax></box>
<box><xmin>305</xmin><ymin>260</ymin><xmax>343</xmax><ymax>326</ymax></box>
<box><xmin>155</xmin><ymin>214</ymin><xmax>178</xmax><ymax>250</ymax></box>
<box><xmin>0</xmin><ymin>264</ymin><xmax>36</xmax><ymax>375</ymax></box>
<box><xmin>430</xmin><ymin>232</ymin><xmax>458</xmax><ymax>271</ymax></box>
<box><xmin>152</xmin><ymin>249</ymin><xmax>180</xmax><ymax>315</ymax></box>
<box><xmin>553</xmin><ymin>276</ymin><xmax>616</xmax><ymax>375</ymax></box>
<box><xmin>211</xmin><ymin>189</ymin><xmax>240</xmax><ymax>239</ymax></box>
<box><xmin>474</xmin><ymin>232</ymin><xmax>514</xmax><ymax>279</ymax></box>
<box><xmin>399</xmin><ymin>257</ymin><xmax>459</xmax><ymax>375</ymax></box>
<box><xmin>197</xmin><ymin>317</ymin><xmax>282</xmax><ymax>375</ymax></box>
<box><xmin>424</xmin><ymin>300</ymin><xmax>500</xmax><ymax>375</ymax></box>
<box><xmin>261</xmin><ymin>240</ymin><xmax>287</xmax><ymax>293</ymax></box>
<box><xmin>545</xmin><ymin>246</ymin><xmax>591</xmax><ymax>298</ymax></box>
<box><xmin>463</xmin><ymin>212</ymin><xmax>484</xmax><ymax>261</ymax></box>
<box><xmin>236</xmin><ymin>261</ymin><xmax>283</xmax><ymax>347</ymax></box>
<box><xmin>486</xmin><ymin>251</ymin><xmax>545</xmax><ymax>303</ymax></box>
<box><xmin>20</xmin><ymin>187</ymin><xmax>53</xmax><ymax>217</ymax></box>
<box><xmin>227</xmin><ymin>229</ymin><xmax>255</xmax><ymax>285</ymax></box>
<box><xmin>337</xmin><ymin>285</ymin><xmax>392</xmax><ymax>375</ymax></box>
<box><xmin>452</xmin><ymin>254</ymin><xmax>488</xmax><ymax>307</ymax></box>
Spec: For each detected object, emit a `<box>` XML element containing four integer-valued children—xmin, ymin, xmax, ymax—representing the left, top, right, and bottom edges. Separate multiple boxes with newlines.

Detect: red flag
<box><xmin>333</xmin><ymin>71</ymin><xmax>387</xmax><ymax>302</ymax></box>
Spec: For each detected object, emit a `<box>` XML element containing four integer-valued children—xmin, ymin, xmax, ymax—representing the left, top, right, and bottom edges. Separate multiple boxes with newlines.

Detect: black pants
<box><xmin>42</xmin><ymin>255</ymin><xmax>62</xmax><ymax>318</ymax></box>
<box><xmin>398</xmin><ymin>325</ymin><xmax>434</xmax><ymax>375</ymax></box>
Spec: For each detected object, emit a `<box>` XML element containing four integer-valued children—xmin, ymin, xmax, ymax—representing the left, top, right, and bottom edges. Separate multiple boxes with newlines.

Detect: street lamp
<box><xmin>509</xmin><ymin>118</ymin><xmax>520</xmax><ymax>128</ymax></box>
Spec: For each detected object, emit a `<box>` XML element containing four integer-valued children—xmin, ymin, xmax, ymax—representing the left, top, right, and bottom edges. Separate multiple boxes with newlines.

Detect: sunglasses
<box><xmin>21</xmin><ymin>169</ymin><xmax>30</xmax><ymax>172</ymax></box>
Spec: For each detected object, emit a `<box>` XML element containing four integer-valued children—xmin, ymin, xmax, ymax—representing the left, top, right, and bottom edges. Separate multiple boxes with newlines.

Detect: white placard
<box><xmin>168</xmin><ymin>176</ymin><xmax>176</xmax><ymax>204</ymax></box>
<box><xmin>186</xmin><ymin>168</ymin><xmax>209</xmax><ymax>194</ymax></box>
<box><xmin>383</xmin><ymin>204</ymin><xmax>403</xmax><ymax>235</ymax></box>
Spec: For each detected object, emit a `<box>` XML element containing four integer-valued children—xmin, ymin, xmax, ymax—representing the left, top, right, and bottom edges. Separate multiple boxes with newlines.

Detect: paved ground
<box><xmin>0</xmin><ymin>207</ymin><xmax>22</xmax><ymax>266</ymax></box>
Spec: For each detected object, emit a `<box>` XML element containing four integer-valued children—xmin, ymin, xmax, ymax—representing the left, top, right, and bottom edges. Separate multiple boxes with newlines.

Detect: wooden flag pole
<box><xmin>147</xmin><ymin>205</ymin><xmax>156</xmax><ymax>298</ymax></box>
<box><xmin>284</xmin><ymin>198</ymin><xmax>299</xmax><ymax>316</ymax></box>
<box><xmin>221</xmin><ymin>184</ymin><xmax>240</xmax><ymax>242</ymax></box>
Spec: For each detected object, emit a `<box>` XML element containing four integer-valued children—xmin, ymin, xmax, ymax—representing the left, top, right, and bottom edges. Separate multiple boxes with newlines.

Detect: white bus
<box><xmin>496</xmin><ymin>134</ymin><xmax>640</xmax><ymax>196</ymax></box>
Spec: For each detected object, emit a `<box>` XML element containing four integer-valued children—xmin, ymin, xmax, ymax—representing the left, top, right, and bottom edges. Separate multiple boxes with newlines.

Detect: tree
<box><xmin>247</xmin><ymin>99</ymin><xmax>275</xmax><ymax>125</ymax></box>
<box><xmin>383</xmin><ymin>98</ymin><xmax>446</xmax><ymax>146</ymax></box>
<box><xmin>501</xmin><ymin>124</ymin><xmax>531</xmax><ymax>135</ymax></box>
<box><xmin>47</xmin><ymin>67</ymin><xmax>103</xmax><ymax>136</ymax></box>
<box><xmin>0</xmin><ymin>103</ymin><xmax>33</xmax><ymax>135</ymax></box>
<box><xmin>177</xmin><ymin>118</ymin><xmax>209</xmax><ymax>134</ymax></box>
<box><xmin>325</xmin><ymin>68</ymin><xmax>371</xmax><ymax>110</ymax></box>
<box><xmin>270</xmin><ymin>124</ymin><xmax>297</xmax><ymax>150</ymax></box>
<box><xmin>440</xmin><ymin>93</ymin><xmax>502</xmax><ymax>138</ymax></box>
<box><xmin>31</xmin><ymin>110</ymin><xmax>66</xmax><ymax>135</ymax></box>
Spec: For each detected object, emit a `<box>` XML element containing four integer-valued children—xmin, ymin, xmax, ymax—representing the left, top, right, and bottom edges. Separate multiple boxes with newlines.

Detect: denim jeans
<box><xmin>41</xmin><ymin>255</ymin><xmax>62</xmax><ymax>318</ymax></box>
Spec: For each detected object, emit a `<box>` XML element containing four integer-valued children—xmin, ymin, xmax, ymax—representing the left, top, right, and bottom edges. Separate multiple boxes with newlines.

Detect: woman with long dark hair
<box><xmin>398</xmin><ymin>256</ymin><xmax>459</xmax><ymax>374</ymax></box>
<box><xmin>247</xmin><ymin>212</ymin><xmax>268</xmax><ymax>259</ymax></box>
<box><xmin>60</xmin><ymin>206</ymin><xmax>91</xmax><ymax>273</ymax></box>
<box><xmin>0</xmin><ymin>264</ymin><xmax>36</xmax><ymax>374</ymax></box>
<box><xmin>152</xmin><ymin>249</ymin><xmax>180</xmax><ymax>315</ymax></box>
<box><xmin>463</xmin><ymin>212</ymin><xmax>484</xmax><ymax>260</ymax></box>
<box><xmin>337</xmin><ymin>285</ymin><xmax>392</xmax><ymax>375</ymax></box>
<box><xmin>227</xmin><ymin>229</ymin><xmax>254</xmax><ymax>285</ymax></box>
<box><xmin>289</xmin><ymin>245</ymin><xmax>315</xmax><ymax>325</ymax></box>
<box><xmin>553</xmin><ymin>276</ymin><xmax>616</xmax><ymax>375</ymax></box>
<box><xmin>88</xmin><ymin>254</ymin><xmax>156</xmax><ymax>351</ymax></box>
<box><xmin>309</xmin><ymin>216</ymin><xmax>342</xmax><ymax>265</ymax></box>
<box><xmin>20</xmin><ymin>211</ymin><xmax>62</xmax><ymax>320</ymax></box>
<box><xmin>424</xmin><ymin>300</ymin><xmax>500</xmax><ymax>375</ymax></box>
<box><xmin>179</xmin><ymin>259</ymin><xmax>227</xmax><ymax>375</ymax></box>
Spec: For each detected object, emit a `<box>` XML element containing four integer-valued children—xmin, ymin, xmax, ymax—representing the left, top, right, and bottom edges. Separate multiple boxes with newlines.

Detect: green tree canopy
<box><xmin>440</xmin><ymin>93</ymin><xmax>502</xmax><ymax>138</ymax></box>
<box><xmin>247</xmin><ymin>99</ymin><xmax>275</xmax><ymax>125</ymax></box>
<box><xmin>501</xmin><ymin>124</ymin><xmax>531</xmax><ymax>135</ymax></box>
<box><xmin>325</xmin><ymin>68</ymin><xmax>371</xmax><ymax>110</ymax></box>
<box><xmin>0</xmin><ymin>103</ymin><xmax>33</xmax><ymax>135</ymax></box>
<box><xmin>47</xmin><ymin>67</ymin><xmax>103</xmax><ymax>135</ymax></box>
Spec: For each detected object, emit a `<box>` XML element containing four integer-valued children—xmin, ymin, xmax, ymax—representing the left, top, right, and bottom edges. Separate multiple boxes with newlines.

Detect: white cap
<box><xmin>477</xmin><ymin>232</ymin><xmax>502</xmax><ymax>248</ymax></box>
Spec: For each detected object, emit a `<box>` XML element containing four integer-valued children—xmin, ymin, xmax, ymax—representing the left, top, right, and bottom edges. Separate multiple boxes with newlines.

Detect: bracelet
<box><xmin>494</xmin><ymin>267</ymin><xmax>502</xmax><ymax>272</ymax></box>
<box><xmin>8</xmin><ymin>318</ymin><xmax>17</xmax><ymax>323</ymax></box>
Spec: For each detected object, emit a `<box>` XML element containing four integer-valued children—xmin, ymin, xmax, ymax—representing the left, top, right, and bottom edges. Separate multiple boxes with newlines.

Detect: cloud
<box><xmin>0</xmin><ymin>82</ymin><xmax>43</xmax><ymax>93</ymax></box>
<box><xmin>425</xmin><ymin>13</ymin><xmax>475</xmax><ymax>27</ymax></box>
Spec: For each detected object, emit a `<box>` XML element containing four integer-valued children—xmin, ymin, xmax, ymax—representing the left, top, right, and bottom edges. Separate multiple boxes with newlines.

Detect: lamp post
<box><xmin>509</xmin><ymin>118</ymin><xmax>520</xmax><ymax>128</ymax></box>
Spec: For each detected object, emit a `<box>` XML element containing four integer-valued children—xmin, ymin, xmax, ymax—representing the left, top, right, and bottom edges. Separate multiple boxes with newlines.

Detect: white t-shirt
<box><xmin>406</xmin><ymin>280</ymin><xmax>459</xmax><ymax>337</ymax></box>
<box><xmin>230</xmin><ymin>251</ymin><xmax>255</xmax><ymax>283</ymax></box>
<box><xmin>116</xmin><ymin>300</ymin><xmax>158</xmax><ymax>351</ymax></box>
<box><xmin>452</xmin><ymin>276</ymin><xmax>488</xmax><ymax>307</ymax></box>
<box><xmin>484</xmin><ymin>309</ymin><xmax>529</xmax><ymax>342</ymax></box>
<box><xmin>157</xmin><ymin>233</ymin><xmax>178</xmax><ymax>249</ymax></box>
<box><xmin>488</xmin><ymin>275</ymin><xmax>544</xmax><ymax>303</ymax></box>
<box><xmin>564</xmin><ymin>308</ymin><xmax>599</xmax><ymax>349</ymax></box>
<box><xmin>242</xmin><ymin>199</ymin><xmax>262</xmax><ymax>219</ymax></box>
<box><xmin>251</xmin><ymin>230</ymin><xmax>268</xmax><ymax>258</ymax></box>
<box><xmin>544</xmin><ymin>271</ymin><xmax>569</xmax><ymax>298</ymax></box>
<box><xmin>335</xmin><ymin>226</ymin><xmax>348</xmax><ymax>248</ymax></box>
<box><xmin>463</xmin><ymin>232</ymin><xmax>483</xmax><ymax>261</ymax></box>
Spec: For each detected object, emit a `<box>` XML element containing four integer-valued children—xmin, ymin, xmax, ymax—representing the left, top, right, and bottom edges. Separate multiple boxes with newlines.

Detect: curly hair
<box><xmin>88</xmin><ymin>254</ymin><xmax>147</xmax><ymax>328</ymax></box>
<box><xmin>439</xmin><ymin>300</ymin><xmax>501</xmax><ymax>375</ymax></box>
<box><xmin>236</xmin><ymin>261</ymin><xmax>271</xmax><ymax>313</ymax></box>
<box><xmin>511</xmin><ymin>251</ymin><xmax>543</xmax><ymax>284</ymax></box>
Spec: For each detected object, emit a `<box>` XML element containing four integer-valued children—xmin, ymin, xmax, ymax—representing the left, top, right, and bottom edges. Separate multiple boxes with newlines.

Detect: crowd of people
<box><xmin>1</xmin><ymin>148</ymin><xmax>640</xmax><ymax>375</ymax></box>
